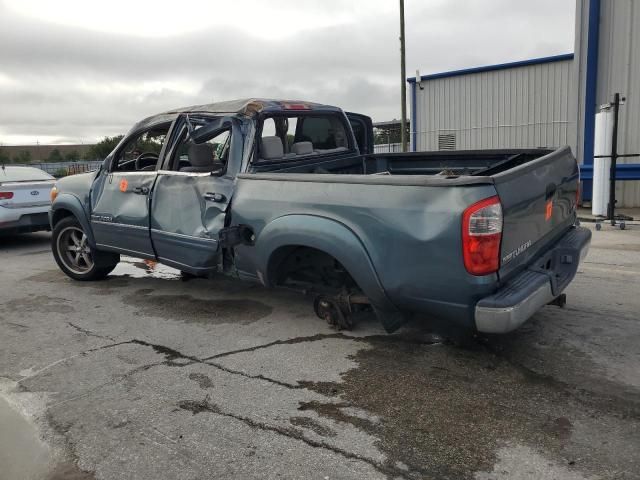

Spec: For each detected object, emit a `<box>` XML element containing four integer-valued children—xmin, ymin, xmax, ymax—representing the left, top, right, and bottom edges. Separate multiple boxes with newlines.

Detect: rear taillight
<box><xmin>462</xmin><ymin>196</ymin><xmax>502</xmax><ymax>275</ymax></box>
<box><xmin>0</xmin><ymin>192</ymin><xmax>14</xmax><ymax>200</ymax></box>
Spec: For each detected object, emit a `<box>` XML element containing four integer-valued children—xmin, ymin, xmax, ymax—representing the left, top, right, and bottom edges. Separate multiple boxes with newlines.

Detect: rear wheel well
<box><xmin>267</xmin><ymin>246</ymin><xmax>358</xmax><ymax>293</ymax></box>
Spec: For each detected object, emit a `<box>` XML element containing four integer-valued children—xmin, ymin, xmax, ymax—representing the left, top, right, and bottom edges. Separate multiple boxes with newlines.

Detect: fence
<box><xmin>374</xmin><ymin>143</ymin><xmax>403</xmax><ymax>153</ymax></box>
<box><xmin>11</xmin><ymin>161</ymin><xmax>103</xmax><ymax>178</ymax></box>
<box><xmin>373</xmin><ymin>122</ymin><xmax>407</xmax><ymax>154</ymax></box>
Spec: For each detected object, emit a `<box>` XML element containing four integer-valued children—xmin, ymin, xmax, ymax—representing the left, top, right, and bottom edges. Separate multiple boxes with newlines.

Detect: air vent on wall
<box><xmin>438</xmin><ymin>132</ymin><xmax>456</xmax><ymax>151</ymax></box>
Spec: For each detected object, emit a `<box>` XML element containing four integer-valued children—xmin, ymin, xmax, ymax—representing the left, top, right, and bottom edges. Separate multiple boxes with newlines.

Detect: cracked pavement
<box><xmin>0</xmin><ymin>225</ymin><xmax>639</xmax><ymax>480</ymax></box>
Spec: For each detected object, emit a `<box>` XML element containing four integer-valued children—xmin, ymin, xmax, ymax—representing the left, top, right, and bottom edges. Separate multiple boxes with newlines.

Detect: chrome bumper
<box><xmin>475</xmin><ymin>226</ymin><xmax>591</xmax><ymax>334</ymax></box>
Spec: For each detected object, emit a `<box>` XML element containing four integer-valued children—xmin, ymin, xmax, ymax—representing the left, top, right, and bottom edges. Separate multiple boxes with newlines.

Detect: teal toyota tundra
<box><xmin>49</xmin><ymin>99</ymin><xmax>590</xmax><ymax>335</ymax></box>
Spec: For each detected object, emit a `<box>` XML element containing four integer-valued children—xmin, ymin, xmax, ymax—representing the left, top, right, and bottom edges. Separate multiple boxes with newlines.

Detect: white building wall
<box><xmin>574</xmin><ymin>0</ymin><xmax>640</xmax><ymax>207</ymax></box>
<box><xmin>410</xmin><ymin>0</ymin><xmax>639</xmax><ymax>206</ymax></box>
<box><xmin>412</xmin><ymin>58</ymin><xmax>575</xmax><ymax>154</ymax></box>
<box><xmin>595</xmin><ymin>0</ymin><xmax>640</xmax><ymax>206</ymax></box>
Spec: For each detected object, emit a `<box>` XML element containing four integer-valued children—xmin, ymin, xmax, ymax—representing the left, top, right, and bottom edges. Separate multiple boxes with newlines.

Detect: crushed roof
<box><xmin>164</xmin><ymin>98</ymin><xmax>336</xmax><ymax>116</ymax></box>
<box><xmin>133</xmin><ymin>98</ymin><xmax>341</xmax><ymax>131</ymax></box>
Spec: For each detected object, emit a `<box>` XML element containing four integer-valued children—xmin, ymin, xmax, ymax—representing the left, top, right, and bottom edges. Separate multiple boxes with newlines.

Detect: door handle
<box><xmin>203</xmin><ymin>192</ymin><xmax>226</xmax><ymax>203</ymax></box>
<box><xmin>133</xmin><ymin>186</ymin><xmax>149</xmax><ymax>195</ymax></box>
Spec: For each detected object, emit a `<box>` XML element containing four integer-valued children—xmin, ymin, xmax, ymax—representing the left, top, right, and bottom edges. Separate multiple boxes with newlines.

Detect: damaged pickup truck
<box><xmin>49</xmin><ymin>98</ymin><xmax>590</xmax><ymax>335</ymax></box>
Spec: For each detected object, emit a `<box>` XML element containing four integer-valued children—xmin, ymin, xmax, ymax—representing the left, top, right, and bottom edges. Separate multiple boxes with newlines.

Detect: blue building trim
<box><xmin>583</xmin><ymin>0</ymin><xmax>601</xmax><ymax>166</ymax></box>
<box><xmin>410</xmin><ymin>81</ymin><xmax>417</xmax><ymax>151</ymax></box>
<box><xmin>580</xmin><ymin>164</ymin><xmax>640</xmax><ymax>181</ymax></box>
<box><xmin>406</xmin><ymin>53</ymin><xmax>574</xmax><ymax>83</ymax></box>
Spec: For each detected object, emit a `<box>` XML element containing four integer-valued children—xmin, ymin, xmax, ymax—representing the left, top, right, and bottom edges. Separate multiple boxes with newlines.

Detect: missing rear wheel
<box><xmin>313</xmin><ymin>295</ymin><xmax>353</xmax><ymax>330</ymax></box>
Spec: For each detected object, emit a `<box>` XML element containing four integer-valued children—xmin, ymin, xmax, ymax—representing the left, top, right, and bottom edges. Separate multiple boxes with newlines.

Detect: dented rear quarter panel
<box><xmin>231</xmin><ymin>176</ymin><xmax>500</xmax><ymax>328</ymax></box>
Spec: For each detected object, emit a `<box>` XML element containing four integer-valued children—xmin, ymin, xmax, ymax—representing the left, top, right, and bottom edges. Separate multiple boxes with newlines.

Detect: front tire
<box><xmin>52</xmin><ymin>217</ymin><xmax>119</xmax><ymax>281</ymax></box>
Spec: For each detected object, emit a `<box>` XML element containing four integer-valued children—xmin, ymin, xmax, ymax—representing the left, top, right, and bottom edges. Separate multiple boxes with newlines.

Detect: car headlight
<box><xmin>50</xmin><ymin>185</ymin><xmax>58</xmax><ymax>202</ymax></box>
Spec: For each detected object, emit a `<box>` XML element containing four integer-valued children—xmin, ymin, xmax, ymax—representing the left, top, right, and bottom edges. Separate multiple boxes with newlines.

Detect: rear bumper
<box><xmin>0</xmin><ymin>212</ymin><xmax>51</xmax><ymax>234</ymax></box>
<box><xmin>475</xmin><ymin>226</ymin><xmax>591</xmax><ymax>334</ymax></box>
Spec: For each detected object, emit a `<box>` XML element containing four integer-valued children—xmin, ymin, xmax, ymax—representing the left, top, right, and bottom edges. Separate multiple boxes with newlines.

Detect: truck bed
<box><xmin>249</xmin><ymin>148</ymin><xmax>555</xmax><ymax>178</ymax></box>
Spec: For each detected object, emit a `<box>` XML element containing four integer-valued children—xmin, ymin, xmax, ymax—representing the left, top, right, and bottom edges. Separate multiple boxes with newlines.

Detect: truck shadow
<box><xmin>0</xmin><ymin>232</ymin><xmax>51</xmax><ymax>252</ymax></box>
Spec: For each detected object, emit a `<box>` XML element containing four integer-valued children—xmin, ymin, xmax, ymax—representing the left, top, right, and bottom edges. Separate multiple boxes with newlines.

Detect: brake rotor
<box><xmin>313</xmin><ymin>296</ymin><xmax>353</xmax><ymax>330</ymax></box>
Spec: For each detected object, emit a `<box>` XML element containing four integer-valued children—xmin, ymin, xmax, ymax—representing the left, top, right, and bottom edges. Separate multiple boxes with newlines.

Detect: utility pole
<box><xmin>608</xmin><ymin>93</ymin><xmax>620</xmax><ymax>226</ymax></box>
<box><xmin>399</xmin><ymin>0</ymin><xmax>408</xmax><ymax>152</ymax></box>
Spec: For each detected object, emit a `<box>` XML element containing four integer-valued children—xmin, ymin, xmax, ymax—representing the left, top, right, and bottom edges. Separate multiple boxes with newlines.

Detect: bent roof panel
<box><xmin>133</xmin><ymin>98</ymin><xmax>342</xmax><ymax>131</ymax></box>
<box><xmin>165</xmin><ymin>98</ymin><xmax>340</xmax><ymax>116</ymax></box>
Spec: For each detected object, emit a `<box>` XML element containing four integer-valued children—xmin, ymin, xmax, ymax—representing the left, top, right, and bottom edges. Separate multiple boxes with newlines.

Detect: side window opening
<box><xmin>350</xmin><ymin>122</ymin><xmax>364</xmax><ymax>150</ymax></box>
<box><xmin>112</xmin><ymin>126</ymin><xmax>169</xmax><ymax>172</ymax></box>
<box><xmin>262</xmin><ymin>118</ymin><xmax>276</xmax><ymax>137</ymax></box>
<box><xmin>171</xmin><ymin>127</ymin><xmax>231</xmax><ymax>174</ymax></box>
<box><xmin>258</xmin><ymin>114</ymin><xmax>349</xmax><ymax>162</ymax></box>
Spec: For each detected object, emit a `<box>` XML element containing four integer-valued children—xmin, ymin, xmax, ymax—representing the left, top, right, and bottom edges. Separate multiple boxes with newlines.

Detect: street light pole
<box><xmin>399</xmin><ymin>0</ymin><xmax>408</xmax><ymax>152</ymax></box>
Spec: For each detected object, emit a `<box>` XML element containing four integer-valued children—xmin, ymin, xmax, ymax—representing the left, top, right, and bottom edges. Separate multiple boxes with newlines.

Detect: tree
<box><xmin>374</xmin><ymin>126</ymin><xmax>408</xmax><ymax>145</ymax></box>
<box><xmin>84</xmin><ymin>135</ymin><xmax>124</xmax><ymax>160</ymax></box>
<box><xmin>0</xmin><ymin>149</ymin><xmax>10</xmax><ymax>164</ymax></box>
<box><xmin>64</xmin><ymin>150</ymin><xmax>80</xmax><ymax>162</ymax></box>
<box><xmin>12</xmin><ymin>150</ymin><xmax>31</xmax><ymax>164</ymax></box>
<box><xmin>48</xmin><ymin>148</ymin><xmax>64</xmax><ymax>162</ymax></box>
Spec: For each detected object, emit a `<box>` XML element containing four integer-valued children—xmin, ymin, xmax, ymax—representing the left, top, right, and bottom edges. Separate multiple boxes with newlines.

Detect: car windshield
<box><xmin>0</xmin><ymin>166</ymin><xmax>54</xmax><ymax>183</ymax></box>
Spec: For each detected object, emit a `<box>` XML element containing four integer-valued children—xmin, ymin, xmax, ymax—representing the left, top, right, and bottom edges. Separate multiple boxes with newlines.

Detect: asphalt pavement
<box><xmin>0</xmin><ymin>224</ymin><xmax>639</xmax><ymax>480</ymax></box>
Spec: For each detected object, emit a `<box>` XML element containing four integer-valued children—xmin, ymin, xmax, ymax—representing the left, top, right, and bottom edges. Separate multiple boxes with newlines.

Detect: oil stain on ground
<box><xmin>188</xmin><ymin>372</ymin><xmax>214</xmax><ymax>389</ymax></box>
<box><xmin>289</xmin><ymin>416</ymin><xmax>337</xmax><ymax>438</ymax></box>
<box><xmin>123</xmin><ymin>289</ymin><xmax>272</xmax><ymax>325</ymax></box>
<box><xmin>300</xmin><ymin>338</ymin><xmax>640</xmax><ymax>480</ymax></box>
<box><xmin>177</xmin><ymin>396</ymin><xmax>221</xmax><ymax>415</ymax></box>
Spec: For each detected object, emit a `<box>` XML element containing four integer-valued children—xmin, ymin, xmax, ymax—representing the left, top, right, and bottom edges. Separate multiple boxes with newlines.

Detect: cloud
<box><xmin>0</xmin><ymin>0</ymin><xmax>574</xmax><ymax>144</ymax></box>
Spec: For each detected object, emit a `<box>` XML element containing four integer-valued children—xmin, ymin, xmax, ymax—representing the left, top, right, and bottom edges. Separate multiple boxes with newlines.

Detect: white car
<box><xmin>0</xmin><ymin>166</ymin><xmax>56</xmax><ymax>234</ymax></box>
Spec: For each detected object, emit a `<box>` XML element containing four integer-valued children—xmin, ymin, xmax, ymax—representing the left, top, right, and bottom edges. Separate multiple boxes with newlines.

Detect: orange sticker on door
<box><xmin>119</xmin><ymin>179</ymin><xmax>128</xmax><ymax>192</ymax></box>
<box><xmin>545</xmin><ymin>200</ymin><xmax>553</xmax><ymax>220</ymax></box>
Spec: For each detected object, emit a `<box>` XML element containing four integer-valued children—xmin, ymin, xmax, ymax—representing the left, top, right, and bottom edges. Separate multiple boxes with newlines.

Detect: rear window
<box><xmin>258</xmin><ymin>113</ymin><xmax>350</xmax><ymax>162</ymax></box>
<box><xmin>298</xmin><ymin>117</ymin><xmax>335</xmax><ymax>149</ymax></box>
<box><xmin>0</xmin><ymin>167</ymin><xmax>54</xmax><ymax>183</ymax></box>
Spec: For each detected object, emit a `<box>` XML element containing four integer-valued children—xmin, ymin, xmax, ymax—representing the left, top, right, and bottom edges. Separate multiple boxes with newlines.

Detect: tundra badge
<box><xmin>502</xmin><ymin>240</ymin><xmax>532</xmax><ymax>264</ymax></box>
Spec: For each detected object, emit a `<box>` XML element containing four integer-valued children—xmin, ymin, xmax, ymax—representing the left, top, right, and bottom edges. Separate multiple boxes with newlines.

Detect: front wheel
<box><xmin>52</xmin><ymin>217</ymin><xmax>119</xmax><ymax>281</ymax></box>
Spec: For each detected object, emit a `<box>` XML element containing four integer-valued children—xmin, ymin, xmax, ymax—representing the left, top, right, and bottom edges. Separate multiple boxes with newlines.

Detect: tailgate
<box><xmin>493</xmin><ymin>146</ymin><xmax>579</xmax><ymax>279</ymax></box>
<box><xmin>0</xmin><ymin>180</ymin><xmax>55</xmax><ymax>209</ymax></box>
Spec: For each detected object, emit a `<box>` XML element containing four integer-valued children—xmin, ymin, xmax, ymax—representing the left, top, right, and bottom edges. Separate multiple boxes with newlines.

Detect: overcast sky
<box><xmin>0</xmin><ymin>0</ymin><xmax>575</xmax><ymax>145</ymax></box>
